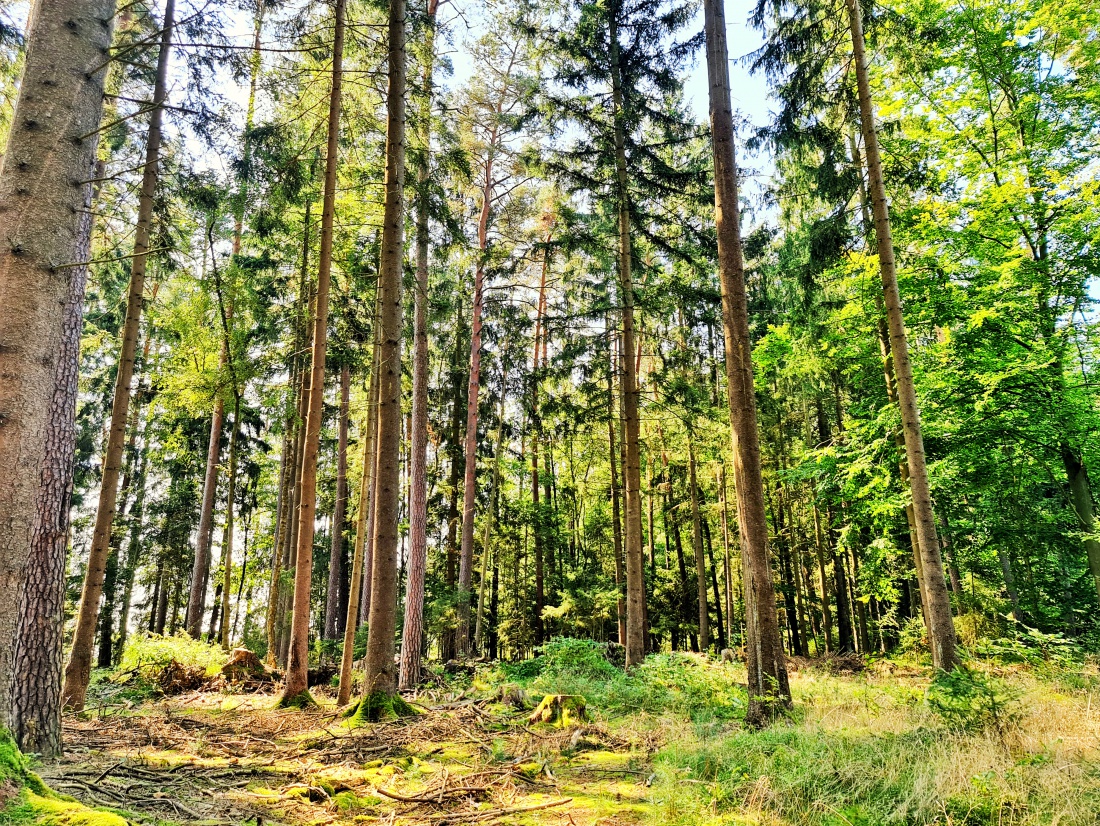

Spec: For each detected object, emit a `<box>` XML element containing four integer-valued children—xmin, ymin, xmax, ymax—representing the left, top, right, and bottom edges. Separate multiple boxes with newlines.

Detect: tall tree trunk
<box><xmin>718</xmin><ymin>464</ymin><xmax>737</xmax><ymax>642</ymax></box>
<box><xmin>474</xmin><ymin>379</ymin><xmax>507</xmax><ymax>654</ymax></box>
<box><xmin>704</xmin><ymin>0</ymin><xmax>790</xmax><ymax>722</ymax></box>
<box><xmin>324</xmin><ymin>364</ymin><xmax>352</xmax><ymax>640</ymax></box>
<box><xmin>278</xmin><ymin>0</ymin><xmax>345</xmax><ymax>705</ymax></box>
<box><xmin>844</xmin><ymin>0</ymin><xmax>957</xmax><ymax>670</ymax></box>
<box><xmin>218</xmin><ymin>401</ymin><xmax>240</xmax><ymax>650</ymax></box>
<box><xmin>62</xmin><ymin>0</ymin><xmax>175</xmax><ymax>711</ymax></box>
<box><xmin>9</xmin><ymin>180</ymin><xmax>96</xmax><ymax>755</ymax></box>
<box><xmin>688</xmin><ymin>436</ymin><xmax>709</xmax><ymax>652</ymax></box>
<box><xmin>362</xmin><ymin>0</ymin><xmax>406</xmax><ymax>702</ymax></box>
<box><xmin>337</xmin><ymin>373</ymin><xmax>378</xmax><ymax>704</ymax></box>
<box><xmin>188</xmin><ymin>7</ymin><xmax>262</xmax><ymax>637</ymax></box>
<box><xmin>398</xmin><ymin>0</ymin><xmax>438</xmax><ymax>690</ymax></box>
<box><xmin>609</xmin><ymin>326</ymin><xmax>627</xmax><ymax>647</ymax></box>
<box><xmin>811</xmin><ymin>502</ymin><xmax>834</xmax><ymax>653</ymax></box>
<box><xmin>0</xmin><ymin>0</ymin><xmax>116</xmax><ymax>726</ymax></box>
<box><xmin>530</xmin><ymin>252</ymin><xmax>548</xmax><ymax>644</ymax></box>
<box><xmin>704</xmin><ymin>518</ymin><xmax>726</xmax><ymax>650</ymax></box>
<box><xmin>1062</xmin><ymin>448</ymin><xmax>1100</xmax><ymax>602</ymax></box>
<box><xmin>609</xmin><ymin>10</ymin><xmax>646</xmax><ymax>669</ymax></box>
<box><xmin>458</xmin><ymin>133</ymin><xmax>496</xmax><ymax>655</ymax></box>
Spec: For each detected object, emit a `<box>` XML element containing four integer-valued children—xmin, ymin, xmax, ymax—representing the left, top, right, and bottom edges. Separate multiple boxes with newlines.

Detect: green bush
<box><xmin>927</xmin><ymin>667</ymin><xmax>1021</xmax><ymax>734</ymax></box>
<box><xmin>117</xmin><ymin>632</ymin><xmax>229</xmax><ymax>680</ymax></box>
<box><xmin>538</xmin><ymin>637</ymin><xmax>619</xmax><ymax>681</ymax></box>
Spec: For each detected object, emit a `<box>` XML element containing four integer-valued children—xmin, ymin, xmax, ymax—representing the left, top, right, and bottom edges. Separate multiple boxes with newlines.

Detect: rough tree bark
<box><xmin>0</xmin><ymin>0</ymin><xmax>116</xmax><ymax>726</ymax></box>
<box><xmin>844</xmin><ymin>0</ymin><xmax>958</xmax><ymax>669</ymax></box>
<box><xmin>609</xmin><ymin>325</ymin><xmax>627</xmax><ymax>647</ymax></box>
<box><xmin>361</xmin><ymin>0</ymin><xmax>407</xmax><ymax>704</ymax></box>
<box><xmin>474</xmin><ymin>379</ymin><xmax>507</xmax><ymax>653</ymax></box>
<box><xmin>9</xmin><ymin>170</ymin><xmax>96</xmax><ymax>755</ymax></box>
<box><xmin>278</xmin><ymin>0</ymin><xmax>345</xmax><ymax>706</ymax></box>
<box><xmin>62</xmin><ymin>0</ymin><xmax>175</xmax><ymax>712</ymax></box>
<box><xmin>704</xmin><ymin>0</ymin><xmax>791</xmax><ymax>724</ymax></box>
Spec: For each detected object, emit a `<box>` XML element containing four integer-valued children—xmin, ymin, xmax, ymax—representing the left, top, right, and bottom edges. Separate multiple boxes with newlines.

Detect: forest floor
<box><xmin>15</xmin><ymin>644</ymin><xmax>1100</xmax><ymax>826</ymax></box>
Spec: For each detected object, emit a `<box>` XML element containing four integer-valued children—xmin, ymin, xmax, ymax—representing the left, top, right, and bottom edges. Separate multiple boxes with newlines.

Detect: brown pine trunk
<box><xmin>705</xmin><ymin>0</ymin><xmax>790</xmax><ymax>722</ymax></box>
<box><xmin>845</xmin><ymin>0</ymin><xmax>957</xmax><ymax>669</ymax></box>
<box><xmin>608</xmin><ymin>326</ymin><xmax>627</xmax><ymax>647</ymax></box>
<box><xmin>474</xmin><ymin>380</ymin><xmax>507</xmax><ymax>654</ymax></box>
<box><xmin>0</xmin><ymin>0</ymin><xmax>116</xmax><ymax>726</ymax></box>
<box><xmin>337</xmin><ymin>363</ymin><xmax>379</xmax><ymax>704</ymax></box>
<box><xmin>688</xmin><ymin>437</ymin><xmax>709</xmax><ymax>652</ymax></box>
<box><xmin>188</xmin><ymin>396</ymin><xmax>224</xmax><ymax>637</ymax></box>
<box><xmin>458</xmin><ymin>140</ymin><xmax>495</xmax><ymax>655</ymax></box>
<box><xmin>609</xmin><ymin>12</ymin><xmax>647</xmax><ymax>669</ymax></box>
<box><xmin>62</xmin><ymin>0</ymin><xmax>175</xmax><ymax>711</ymax></box>
<box><xmin>278</xmin><ymin>0</ymin><xmax>345</xmax><ymax>705</ymax></box>
<box><xmin>531</xmin><ymin>252</ymin><xmax>548</xmax><ymax>644</ymax></box>
<box><xmin>398</xmin><ymin>0</ymin><xmax>438</xmax><ymax>689</ymax></box>
<box><xmin>218</xmin><ymin>402</ymin><xmax>240</xmax><ymax>650</ymax></box>
<box><xmin>324</xmin><ymin>364</ymin><xmax>351</xmax><ymax>640</ymax></box>
<box><xmin>362</xmin><ymin>0</ymin><xmax>406</xmax><ymax>700</ymax></box>
<box><xmin>718</xmin><ymin>464</ymin><xmax>737</xmax><ymax>641</ymax></box>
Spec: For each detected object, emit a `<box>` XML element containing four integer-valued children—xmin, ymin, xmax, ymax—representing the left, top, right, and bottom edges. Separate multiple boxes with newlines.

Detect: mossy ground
<box><xmin>16</xmin><ymin>652</ymin><xmax>1100</xmax><ymax>826</ymax></box>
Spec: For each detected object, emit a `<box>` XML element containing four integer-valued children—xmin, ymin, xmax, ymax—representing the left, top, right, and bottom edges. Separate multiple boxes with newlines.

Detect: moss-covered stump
<box><xmin>528</xmin><ymin>694</ymin><xmax>588</xmax><ymax>727</ymax></box>
<box><xmin>275</xmin><ymin>689</ymin><xmax>318</xmax><ymax>710</ymax></box>
<box><xmin>348</xmin><ymin>692</ymin><xmax>418</xmax><ymax>726</ymax></box>
<box><xmin>0</xmin><ymin>730</ymin><xmax>128</xmax><ymax>825</ymax></box>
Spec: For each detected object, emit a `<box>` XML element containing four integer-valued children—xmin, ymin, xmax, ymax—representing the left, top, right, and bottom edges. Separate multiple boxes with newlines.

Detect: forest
<box><xmin>0</xmin><ymin>0</ymin><xmax>1098</xmax><ymax>823</ymax></box>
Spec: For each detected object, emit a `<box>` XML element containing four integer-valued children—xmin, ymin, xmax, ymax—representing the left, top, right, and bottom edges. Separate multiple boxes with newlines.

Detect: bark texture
<box><xmin>704</xmin><ymin>0</ymin><xmax>791</xmax><ymax>724</ymax></box>
<box><xmin>9</xmin><ymin>176</ymin><xmax>95</xmax><ymax>755</ymax></box>
<box><xmin>0</xmin><ymin>0</ymin><xmax>116</xmax><ymax>727</ymax></box>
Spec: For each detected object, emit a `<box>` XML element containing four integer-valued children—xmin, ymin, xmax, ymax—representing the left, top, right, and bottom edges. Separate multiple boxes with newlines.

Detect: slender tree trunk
<box><xmin>188</xmin><ymin>401</ymin><xmax>224</xmax><ymax>636</ymax></box>
<box><xmin>1062</xmin><ymin>448</ymin><xmax>1100</xmax><ymax>602</ymax></box>
<box><xmin>324</xmin><ymin>364</ymin><xmax>352</xmax><ymax>640</ymax></box>
<box><xmin>705</xmin><ymin>0</ymin><xmax>790</xmax><ymax>722</ymax></box>
<box><xmin>337</xmin><ymin>405</ymin><xmax>377</xmax><ymax>703</ymax></box>
<box><xmin>62</xmin><ymin>0</ymin><xmax>175</xmax><ymax>711</ymax></box>
<box><xmin>704</xmin><ymin>518</ymin><xmax>726</xmax><ymax>650</ymax></box>
<box><xmin>278</xmin><ymin>0</ymin><xmax>345</xmax><ymax>705</ymax></box>
<box><xmin>0</xmin><ymin>0</ymin><xmax>116</xmax><ymax>725</ymax></box>
<box><xmin>812</xmin><ymin>503</ymin><xmax>834</xmax><ymax>653</ymax></box>
<box><xmin>218</xmin><ymin>401</ymin><xmax>240</xmax><ymax>650</ymax></box>
<box><xmin>609</xmin><ymin>11</ymin><xmax>647</xmax><ymax>669</ymax></box>
<box><xmin>458</xmin><ymin>142</ymin><xmax>495</xmax><ymax>655</ymax></box>
<box><xmin>718</xmin><ymin>464</ymin><xmax>737</xmax><ymax>642</ymax></box>
<box><xmin>474</xmin><ymin>380</ymin><xmax>507</xmax><ymax>654</ymax></box>
<box><xmin>688</xmin><ymin>436</ymin><xmax>709</xmax><ymax>652</ymax></box>
<box><xmin>845</xmin><ymin>0</ymin><xmax>957</xmax><ymax>670</ymax></box>
<box><xmin>362</xmin><ymin>0</ymin><xmax>406</xmax><ymax>701</ymax></box>
<box><xmin>609</xmin><ymin>327</ymin><xmax>627</xmax><ymax>647</ymax></box>
<box><xmin>530</xmin><ymin>253</ymin><xmax>548</xmax><ymax>644</ymax></box>
<box><xmin>398</xmin><ymin>0</ymin><xmax>438</xmax><ymax>689</ymax></box>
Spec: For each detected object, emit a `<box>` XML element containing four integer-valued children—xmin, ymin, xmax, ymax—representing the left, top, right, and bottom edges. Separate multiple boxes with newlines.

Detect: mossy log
<box><xmin>527</xmin><ymin>694</ymin><xmax>588</xmax><ymax>727</ymax></box>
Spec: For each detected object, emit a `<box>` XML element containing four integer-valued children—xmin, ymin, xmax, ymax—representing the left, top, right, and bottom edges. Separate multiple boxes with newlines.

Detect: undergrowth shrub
<box><xmin>927</xmin><ymin>667</ymin><xmax>1021</xmax><ymax>734</ymax></box>
<box><xmin>117</xmin><ymin>633</ymin><xmax>228</xmax><ymax>682</ymax></box>
<box><xmin>506</xmin><ymin>641</ymin><xmax>745</xmax><ymax>723</ymax></box>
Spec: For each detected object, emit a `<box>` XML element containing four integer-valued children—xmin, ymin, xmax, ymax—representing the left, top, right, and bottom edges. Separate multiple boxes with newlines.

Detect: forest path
<box><xmin>38</xmin><ymin>689</ymin><xmax>655</xmax><ymax>825</ymax></box>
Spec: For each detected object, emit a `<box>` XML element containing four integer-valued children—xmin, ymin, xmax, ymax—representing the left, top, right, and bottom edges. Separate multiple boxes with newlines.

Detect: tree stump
<box><xmin>527</xmin><ymin>694</ymin><xmax>587</xmax><ymax>727</ymax></box>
